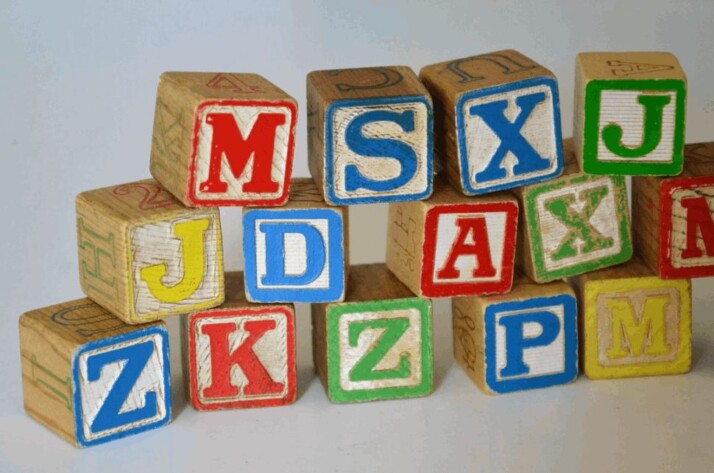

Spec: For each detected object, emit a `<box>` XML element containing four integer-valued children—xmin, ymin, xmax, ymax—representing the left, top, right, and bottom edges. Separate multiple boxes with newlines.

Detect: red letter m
<box><xmin>681</xmin><ymin>196</ymin><xmax>714</xmax><ymax>259</ymax></box>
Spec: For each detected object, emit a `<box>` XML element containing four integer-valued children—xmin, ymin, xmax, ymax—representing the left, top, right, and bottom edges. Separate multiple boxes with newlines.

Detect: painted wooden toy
<box><xmin>149</xmin><ymin>72</ymin><xmax>297</xmax><ymax>207</ymax></box>
<box><xmin>311</xmin><ymin>264</ymin><xmax>433</xmax><ymax>403</ymax></box>
<box><xmin>574</xmin><ymin>52</ymin><xmax>686</xmax><ymax>176</ymax></box>
<box><xmin>19</xmin><ymin>298</ymin><xmax>171</xmax><ymax>447</ymax></box>
<box><xmin>452</xmin><ymin>274</ymin><xmax>578</xmax><ymax>394</ymax></box>
<box><xmin>76</xmin><ymin>179</ymin><xmax>224</xmax><ymax>324</ymax></box>
<box><xmin>420</xmin><ymin>49</ymin><xmax>564</xmax><ymax>195</ymax></box>
<box><xmin>306</xmin><ymin>66</ymin><xmax>433</xmax><ymax>205</ymax></box>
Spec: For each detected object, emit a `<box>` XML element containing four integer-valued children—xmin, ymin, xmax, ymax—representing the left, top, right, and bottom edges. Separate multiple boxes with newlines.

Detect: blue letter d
<box><xmin>259</xmin><ymin>222</ymin><xmax>326</xmax><ymax>286</ymax></box>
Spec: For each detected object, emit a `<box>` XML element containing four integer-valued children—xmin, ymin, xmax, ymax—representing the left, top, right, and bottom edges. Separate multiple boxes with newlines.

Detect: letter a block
<box><xmin>183</xmin><ymin>272</ymin><xmax>296</xmax><ymax>410</ymax></box>
<box><xmin>76</xmin><ymin>179</ymin><xmax>224</xmax><ymax>323</ymax></box>
<box><xmin>19</xmin><ymin>298</ymin><xmax>171</xmax><ymax>447</ymax></box>
<box><xmin>307</xmin><ymin>66</ymin><xmax>433</xmax><ymax>205</ymax></box>
<box><xmin>150</xmin><ymin>72</ymin><xmax>297</xmax><ymax>207</ymax></box>
<box><xmin>420</xmin><ymin>49</ymin><xmax>564</xmax><ymax>195</ymax></box>
<box><xmin>243</xmin><ymin>178</ymin><xmax>348</xmax><ymax>303</ymax></box>
<box><xmin>452</xmin><ymin>276</ymin><xmax>578</xmax><ymax>394</ymax></box>
<box><xmin>574</xmin><ymin>52</ymin><xmax>686</xmax><ymax>176</ymax></box>
<box><xmin>312</xmin><ymin>264</ymin><xmax>433</xmax><ymax>403</ymax></box>
<box><xmin>573</xmin><ymin>258</ymin><xmax>691</xmax><ymax>379</ymax></box>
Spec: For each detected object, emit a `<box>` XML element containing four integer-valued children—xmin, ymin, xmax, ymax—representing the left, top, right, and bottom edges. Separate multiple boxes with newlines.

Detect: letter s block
<box><xmin>150</xmin><ymin>72</ymin><xmax>297</xmax><ymax>207</ymax></box>
<box><xmin>19</xmin><ymin>298</ymin><xmax>171</xmax><ymax>447</ymax></box>
<box><xmin>76</xmin><ymin>179</ymin><xmax>224</xmax><ymax>323</ymax></box>
<box><xmin>307</xmin><ymin>66</ymin><xmax>433</xmax><ymax>205</ymax></box>
<box><xmin>574</xmin><ymin>52</ymin><xmax>686</xmax><ymax>176</ymax></box>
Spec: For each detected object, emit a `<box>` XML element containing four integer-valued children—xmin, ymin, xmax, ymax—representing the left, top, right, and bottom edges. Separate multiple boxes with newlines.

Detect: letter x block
<box><xmin>76</xmin><ymin>179</ymin><xmax>224</xmax><ymax>323</ymax></box>
<box><xmin>386</xmin><ymin>179</ymin><xmax>518</xmax><ymax>297</ymax></box>
<box><xmin>633</xmin><ymin>142</ymin><xmax>714</xmax><ymax>278</ymax></box>
<box><xmin>243</xmin><ymin>178</ymin><xmax>348</xmax><ymax>303</ymax></box>
<box><xmin>574</xmin><ymin>52</ymin><xmax>686</xmax><ymax>176</ymax></box>
<box><xmin>452</xmin><ymin>275</ymin><xmax>578</xmax><ymax>394</ymax></box>
<box><xmin>150</xmin><ymin>72</ymin><xmax>297</xmax><ymax>207</ymax></box>
<box><xmin>420</xmin><ymin>49</ymin><xmax>564</xmax><ymax>195</ymax></box>
<box><xmin>183</xmin><ymin>272</ymin><xmax>296</xmax><ymax>410</ymax></box>
<box><xmin>514</xmin><ymin>139</ymin><xmax>632</xmax><ymax>283</ymax></box>
<box><xmin>312</xmin><ymin>264</ymin><xmax>433</xmax><ymax>403</ymax></box>
<box><xmin>307</xmin><ymin>66</ymin><xmax>433</xmax><ymax>205</ymax></box>
<box><xmin>572</xmin><ymin>258</ymin><xmax>691</xmax><ymax>379</ymax></box>
<box><xmin>19</xmin><ymin>298</ymin><xmax>171</xmax><ymax>447</ymax></box>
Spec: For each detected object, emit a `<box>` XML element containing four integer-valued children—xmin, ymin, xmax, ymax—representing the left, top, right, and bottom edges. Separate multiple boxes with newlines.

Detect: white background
<box><xmin>2</xmin><ymin>1</ymin><xmax>713</xmax><ymax>472</ymax></box>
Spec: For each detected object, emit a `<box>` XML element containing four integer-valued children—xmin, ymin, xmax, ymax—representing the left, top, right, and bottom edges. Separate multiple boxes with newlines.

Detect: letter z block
<box><xmin>76</xmin><ymin>179</ymin><xmax>224</xmax><ymax>323</ymax></box>
<box><xmin>19</xmin><ymin>298</ymin><xmax>171</xmax><ymax>447</ymax></box>
<box><xmin>150</xmin><ymin>72</ymin><xmax>297</xmax><ymax>207</ymax></box>
<box><xmin>574</xmin><ymin>52</ymin><xmax>686</xmax><ymax>176</ymax></box>
<box><xmin>307</xmin><ymin>66</ymin><xmax>433</xmax><ymax>205</ymax></box>
<box><xmin>312</xmin><ymin>264</ymin><xmax>433</xmax><ymax>403</ymax></box>
<box><xmin>420</xmin><ymin>49</ymin><xmax>564</xmax><ymax>195</ymax></box>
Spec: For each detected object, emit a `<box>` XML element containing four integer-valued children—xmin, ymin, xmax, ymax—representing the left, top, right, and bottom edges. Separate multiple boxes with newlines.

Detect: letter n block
<box><xmin>19</xmin><ymin>298</ymin><xmax>171</xmax><ymax>447</ymax></box>
<box><xmin>572</xmin><ymin>258</ymin><xmax>691</xmax><ymax>379</ymax></box>
<box><xmin>420</xmin><ymin>49</ymin><xmax>564</xmax><ymax>195</ymax></box>
<box><xmin>76</xmin><ymin>179</ymin><xmax>224</xmax><ymax>323</ymax></box>
<box><xmin>452</xmin><ymin>276</ymin><xmax>578</xmax><ymax>394</ymax></box>
<box><xmin>312</xmin><ymin>264</ymin><xmax>433</xmax><ymax>403</ymax></box>
<box><xmin>150</xmin><ymin>72</ymin><xmax>297</xmax><ymax>207</ymax></box>
<box><xmin>307</xmin><ymin>66</ymin><xmax>433</xmax><ymax>205</ymax></box>
<box><xmin>574</xmin><ymin>52</ymin><xmax>686</xmax><ymax>176</ymax></box>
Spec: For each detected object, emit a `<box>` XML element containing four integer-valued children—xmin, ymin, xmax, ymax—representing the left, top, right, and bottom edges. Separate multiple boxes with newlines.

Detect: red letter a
<box><xmin>680</xmin><ymin>196</ymin><xmax>714</xmax><ymax>259</ymax></box>
<box><xmin>436</xmin><ymin>216</ymin><xmax>497</xmax><ymax>279</ymax></box>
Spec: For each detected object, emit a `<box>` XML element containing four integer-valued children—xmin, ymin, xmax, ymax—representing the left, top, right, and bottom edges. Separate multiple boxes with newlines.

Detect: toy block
<box><xmin>243</xmin><ymin>178</ymin><xmax>348</xmax><ymax>303</ymax></box>
<box><xmin>19</xmin><ymin>298</ymin><xmax>171</xmax><ymax>447</ymax></box>
<box><xmin>420</xmin><ymin>49</ymin><xmax>564</xmax><ymax>195</ymax></box>
<box><xmin>572</xmin><ymin>258</ymin><xmax>691</xmax><ymax>379</ymax></box>
<box><xmin>76</xmin><ymin>178</ymin><xmax>224</xmax><ymax>324</ymax></box>
<box><xmin>149</xmin><ymin>72</ymin><xmax>297</xmax><ymax>207</ymax></box>
<box><xmin>311</xmin><ymin>264</ymin><xmax>433</xmax><ymax>403</ymax></box>
<box><xmin>573</xmin><ymin>52</ymin><xmax>686</xmax><ymax>176</ymax></box>
<box><xmin>306</xmin><ymin>66</ymin><xmax>433</xmax><ymax>205</ymax></box>
<box><xmin>452</xmin><ymin>275</ymin><xmax>578</xmax><ymax>394</ymax></box>
<box><xmin>633</xmin><ymin>141</ymin><xmax>714</xmax><ymax>279</ymax></box>
<box><xmin>183</xmin><ymin>272</ymin><xmax>296</xmax><ymax>411</ymax></box>
<box><xmin>386</xmin><ymin>178</ymin><xmax>518</xmax><ymax>298</ymax></box>
<box><xmin>514</xmin><ymin>139</ymin><xmax>632</xmax><ymax>283</ymax></box>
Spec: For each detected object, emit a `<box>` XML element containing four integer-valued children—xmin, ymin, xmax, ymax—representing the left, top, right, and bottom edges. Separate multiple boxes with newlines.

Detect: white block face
<box><xmin>670</xmin><ymin>186</ymin><xmax>714</xmax><ymax>269</ymax></box>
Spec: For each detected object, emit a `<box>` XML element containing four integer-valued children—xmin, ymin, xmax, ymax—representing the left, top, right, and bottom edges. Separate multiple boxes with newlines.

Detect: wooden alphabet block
<box><xmin>76</xmin><ymin>179</ymin><xmax>224</xmax><ymax>323</ymax></box>
<box><xmin>514</xmin><ymin>139</ymin><xmax>632</xmax><ymax>283</ymax></box>
<box><xmin>572</xmin><ymin>258</ymin><xmax>692</xmax><ymax>379</ymax></box>
<box><xmin>242</xmin><ymin>178</ymin><xmax>348</xmax><ymax>303</ymax></box>
<box><xmin>452</xmin><ymin>275</ymin><xmax>578</xmax><ymax>394</ymax></box>
<box><xmin>150</xmin><ymin>72</ymin><xmax>297</xmax><ymax>207</ymax></box>
<box><xmin>633</xmin><ymin>142</ymin><xmax>714</xmax><ymax>278</ymax></box>
<box><xmin>183</xmin><ymin>272</ymin><xmax>296</xmax><ymax>411</ymax></box>
<box><xmin>420</xmin><ymin>49</ymin><xmax>564</xmax><ymax>195</ymax></box>
<box><xmin>19</xmin><ymin>298</ymin><xmax>171</xmax><ymax>447</ymax></box>
<box><xmin>306</xmin><ymin>66</ymin><xmax>433</xmax><ymax>205</ymax></box>
<box><xmin>574</xmin><ymin>52</ymin><xmax>686</xmax><ymax>176</ymax></box>
<box><xmin>386</xmin><ymin>179</ymin><xmax>518</xmax><ymax>297</ymax></box>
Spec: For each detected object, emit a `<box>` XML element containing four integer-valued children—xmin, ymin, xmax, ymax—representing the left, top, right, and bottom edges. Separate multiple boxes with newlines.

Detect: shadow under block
<box><xmin>306</xmin><ymin>66</ymin><xmax>433</xmax><ymax>205</ymax></box>
<box><xmin>633</xmin><ymin>141</ymin><xmax>714</xmax><ymax>279</ymax></box>
<box><xmin>242</xmin><ymin>178</ymin><xmax>348</xmax><ymax>303</ymax></box>
<box><xmin>420</xmin><ymin>49</ymin><xmax>564</xmax><ymax>195</ymax></box>
<box><xmin>311</xmin><ymin>264</ymin><xmax>433</xmax><ymax>403</ymax></box>
<box><xmin>183</xmin><ymin>272</ymin><xmax>296</xmax><ymax>411</ymax></box>
<box><xmin>452</xmin><ymin>276</ymin><xmax>578</xmax><ymax>394</ymax></box>
<box><xmin>149</xmin><ymin>72</ymin><xmax>297</xmax><ymax>207</ymax></box>
<box><xmin>514</xmin><ymin>139</ymin><xmax>632</xmax><ymax>283</ymax></box>
<box><xmin>76</xmin><ymin>179</ymin><xmax>224</xmax><ymax>324</ymax></box>
<box><xmin>19</xmin><ymin>298</ymin><xmax>171</xmax><ymax>447</ymax></box>
<box><xmin>573</xmin><ymin>52</ymin><xmax>686</xmax><ymax>176</ymax></box>
<box><xmin>572</xmin><ymin>258</ymin><xmax>692</xmax><ymax>379</ymax></box>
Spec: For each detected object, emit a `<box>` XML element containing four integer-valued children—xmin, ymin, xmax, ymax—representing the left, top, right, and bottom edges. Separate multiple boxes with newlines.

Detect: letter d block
<box><xmin>307</xmin><ymin>66</ymin><xmax>433</xmax><ymax>205</ymax></box>
<box><xmin>150</xmin><ymin>72</ymin><xmax>297</xmax><ymax>207</ymax></box>
<box><xmin>76</xmin><ymin>179</ymin><xmax>224</xmax><ymax>323</ymax></box>
<box><xmin>19</xmin><ymin>298</ymin><xmax>171</xmax><ymax>447</ymax></box>
<box><xmin>312</xmin><ymin>264</ymin><xmax>433</xmax><ymax>403</ymax></box>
